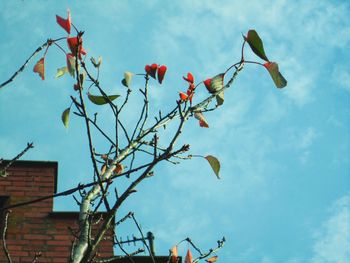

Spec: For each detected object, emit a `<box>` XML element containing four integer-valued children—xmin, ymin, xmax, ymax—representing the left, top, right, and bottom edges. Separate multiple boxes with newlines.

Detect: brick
<box><xmin>0</xmin><ymin>162</ymin><xmax>114</xmax><ymax>263</ymax></box>
<box><xmin>23</xmin><ymin>234</ymin><xmax>53</xmax><ymax>240</ymax></box>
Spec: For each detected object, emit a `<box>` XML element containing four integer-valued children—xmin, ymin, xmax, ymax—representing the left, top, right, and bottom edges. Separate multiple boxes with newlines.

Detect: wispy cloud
<box><xmin>311</xmin><ymin>194</ymin><xmax>350</xmax><ymax>263</ymax></box>
<box><xmin>332</xmin><ymin>66</ymin><xmax>350</xmax><ymax>93</ymax></box>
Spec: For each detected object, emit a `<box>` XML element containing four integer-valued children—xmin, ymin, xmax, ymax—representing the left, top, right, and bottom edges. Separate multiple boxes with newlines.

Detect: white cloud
<box><xmin>311</xmin><ymin>194</ymin><xmax>350</xmax><ymax>263</ymax></box>
<box><xmin>298</xmin><ymin>127</ymin><xmax>318</xmax><ymax>149</ymax></box>
<box><xmin>332</xmin><ymin>66</ymin><xmax>350</xmax><ymax>93</ymax></box>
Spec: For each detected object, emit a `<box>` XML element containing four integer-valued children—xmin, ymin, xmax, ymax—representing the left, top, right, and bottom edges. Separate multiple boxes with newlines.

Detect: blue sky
<box><xmin>0</xmin><ymin>1</ymin><xmax>349</xmax><ymax>262</ymax></box>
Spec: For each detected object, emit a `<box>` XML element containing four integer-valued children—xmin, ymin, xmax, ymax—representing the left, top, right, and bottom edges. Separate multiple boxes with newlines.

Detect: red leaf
<box><xmin>67</xmin><ymin>37</ymin><xmax>86</xmax><ymax>59</ymax></box>
<box><xmin>203</xmin><ymin>78</ymin><xmax>212</xmax><ymax>91</ymax></box>
<box><xmin>185</xmin><ymin>249</ymin><xmax>193</xmax><ymax>263</ymax></box>
<box><xmin>145</xmin><ymin>63</ymin><xmax>158</xmax><ymax>79</ymax></box>
<box><xmin>56</xmin><ymin>9</ymin><xmax>71</xmax><ymax>34</ymax></box>
<box><xmin>145</xmin><ymin>65</ymin><xmax>151</xmax><ymax>75</ymax></box>
<box><xmin>183</xmin><ymin>72</ymin><xmax>194</xmax><ymax>83</ymax></box>
<box><xmin>33</xmin><ymin>57</ymin><xmax>45</xmax><ymax>80</ymax></box>
<box><xmin>179</xmin><ymin>92</ymin><xmax>188</xmax><ymax>101</ymax></box>
<box><xmin>157</xmin><ymin>65</ymin><xmax>167</xmax><ymax>84</ymax></box>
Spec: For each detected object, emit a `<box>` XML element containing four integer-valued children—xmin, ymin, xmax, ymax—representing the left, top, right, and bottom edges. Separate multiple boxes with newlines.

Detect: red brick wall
<box><xmin>0</xmin><ymin>161</ymin><xmax>114</xmax><ymax>262</ymax></box>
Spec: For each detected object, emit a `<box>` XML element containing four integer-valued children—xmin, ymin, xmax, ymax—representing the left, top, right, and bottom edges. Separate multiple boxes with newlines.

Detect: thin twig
<box><xmin>2</xmin><ymin>210</ymin><xmax>12</xmax><ymax>263</ymax></box>
<box><xmin>192</xmin><ymin>237</ymin><xmax>225</xmax><ymax>263</ymax></box>
<box><xmin>0</xmin><ymin>41</ymin><xmax>49</xmax><ymax>89</ymax></box>
<box><xmin>0</xmin><ymin>142</ymin><xmax>34</xmax><ymax>178</ymax></box>
<box><xmin>31</xmin><ymin>252</ymin><xmax>42</xmax><ymax>263</ymax></box>
<box><xmin>131</xmin><ymin>213</ymin><xmax>156</xmax><ymax>263</ymax></box>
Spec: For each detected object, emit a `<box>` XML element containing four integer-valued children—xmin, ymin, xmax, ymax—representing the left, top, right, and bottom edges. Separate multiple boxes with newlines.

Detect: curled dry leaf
<box><xmin>33</xmin><ymin>58</ymin><xmax>45</xmax><ymax>80</ymax></box>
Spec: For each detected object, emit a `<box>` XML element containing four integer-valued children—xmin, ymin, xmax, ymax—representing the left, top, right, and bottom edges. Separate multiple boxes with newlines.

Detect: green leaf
<box><xmin>55</xmin><ymin>67</ymin><xmax>68</xmax><ymax>78</ymax></box>
<box><xmin>245</xmin><ymin>30</ymin><xmax>269</xmax><ymax>62</ymax></box>
<box><xmin>264</xmin><ymin>62</ymin><xmax>287</xmax><ymax>88</ymax></box>
<box><xmin>209</xmin><ymin>73</ymin><xmax>225</xmax><ymax>93</ymax></box>
<box><xmin>61</xmin><ymin>107</ymin><xmax>70</xmax><ymax>128</ymax></box>
<box><xmin>216</xmin><ymin>91</ymin><xmax>224</xmax><ymax>106</ymax></box>
<box><xmin>205</xmin><ymin>73</ymin><xmax>225</xmax><ymax>106</ymax></box>
<box><xmin>87</xmin><ymin>93</ymin><xmax>120</xmax><ymax>105</ymax></box>
<box><xmin>122</xmin><ymin>71</ymin><xmax>133</xmax><ymax>88</ymax></box>
<box><xmin>204</xmin><ymin>155</ymin><xmax>221</xmax><ymax>179</ymax></box>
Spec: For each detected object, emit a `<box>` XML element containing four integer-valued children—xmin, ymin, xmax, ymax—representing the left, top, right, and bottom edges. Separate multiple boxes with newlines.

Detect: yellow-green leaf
<box><xmin>206</xmin><ymin>256</ymin><xmax>218</xmax><ymax>262</ymax></box>
<box><xmin>205</xmin><ymin>155</ymin><xmax>221</xmax><ymax>179</ymax></box>
<box><xmin>122</xmin><ymin>71</ymin><xmax>133</xmax><ymax>88</ymax></box>
<box><xmin>245</xmin><ymin>29</ymin><xmax>269</xmax><ymax>61</ymax></box>
<box><xmin>263</xmin><ymin>62</ymin><xmax>287</xmax><ymax>88</ymax></box>
<box><xmin>61</xmin><ymin>107</ymin><xmax>70</xmax><ymax>128</ymax></box>
<box><xmin>55</xmin><ymin>67</ymin><xmax>68</xmax><ymax>78</ymax></box>
<box><xmin>216</xmin><ymin>91</ymin><xmax>224</xmax><ymax>106</ymax></box>
<box><xmin>87</xmin><ymin>93</ymin><xmax>120</xmax><ymax>105</ymax></box>
<box><xmin>66</xmin><ymin>53</ymin><xmax>76</xmax><ymax>77</ymax></box>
